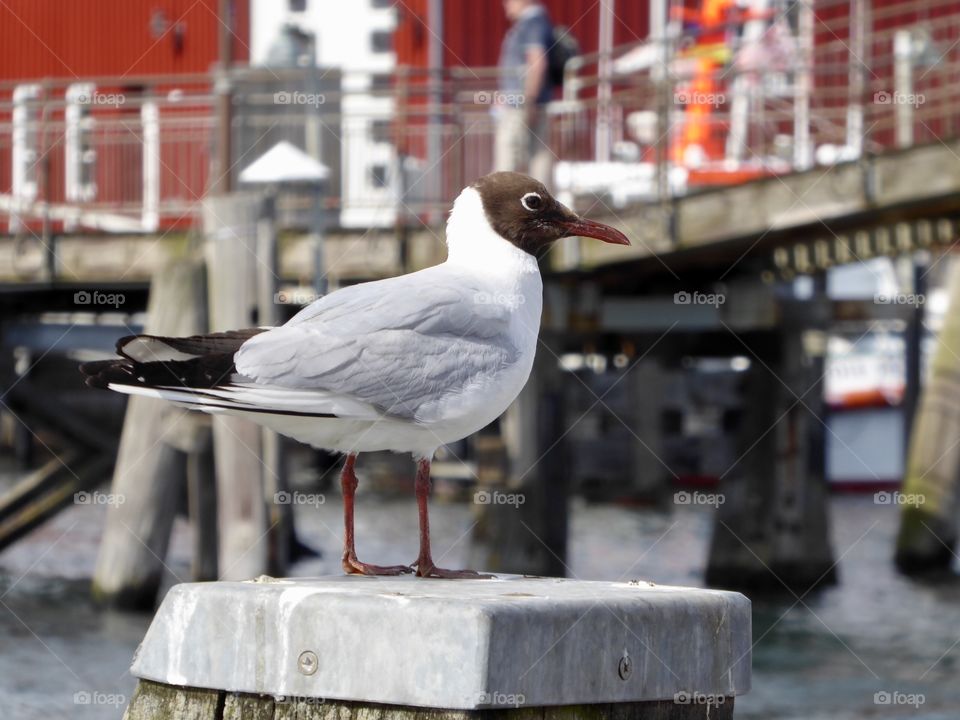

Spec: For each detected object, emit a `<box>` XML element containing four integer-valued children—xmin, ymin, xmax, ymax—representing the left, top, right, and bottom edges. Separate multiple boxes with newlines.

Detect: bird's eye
<box><xmin>521</xmin><ymin>192</ymin><xmax>543</xmax><ymax>211</ymax></box>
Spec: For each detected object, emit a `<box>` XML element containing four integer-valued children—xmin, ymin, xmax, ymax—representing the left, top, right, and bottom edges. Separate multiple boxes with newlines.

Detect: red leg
<box><xmin>340</xmin><ymin>453</ymin><xmax>411</xmax><ymax>576</ymax></box>
<box><xmin>413</xmin><ymin>457</ymin><xmax>490</xmax><ymax>579</ymax></box>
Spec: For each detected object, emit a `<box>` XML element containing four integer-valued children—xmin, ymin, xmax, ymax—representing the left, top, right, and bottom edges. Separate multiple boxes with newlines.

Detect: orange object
<box><xmin>671</xmin><ymin>0</ymin><xmax>777</xmax><ymax>182</ymax></box>
<box><xmin>672</xmin><ymin>0</ymin><xmax>736</xmax><ymax>167</ymax></box>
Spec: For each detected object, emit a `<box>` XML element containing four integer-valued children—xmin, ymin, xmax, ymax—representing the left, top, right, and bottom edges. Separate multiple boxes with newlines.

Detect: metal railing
<box><xmin>0</xmin><ymin>0</ymin><xmax>959</xmax><ymax>236</ymax></box>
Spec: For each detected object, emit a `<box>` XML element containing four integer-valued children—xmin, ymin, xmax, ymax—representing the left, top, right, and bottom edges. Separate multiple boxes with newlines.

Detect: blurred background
<box><xmin>2</xmin><ymin>0</ymin><xmax>960</xmax><ymax>718</ymax></box>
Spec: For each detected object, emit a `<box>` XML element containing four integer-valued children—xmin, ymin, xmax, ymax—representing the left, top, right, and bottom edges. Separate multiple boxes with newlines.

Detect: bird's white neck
<box><xmin>444</xmin><ymin>187</ymin><xmax>540</xmax><ymax>278</ymax></box>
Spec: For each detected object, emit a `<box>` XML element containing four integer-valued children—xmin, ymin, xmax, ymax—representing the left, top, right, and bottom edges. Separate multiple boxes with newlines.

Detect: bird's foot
<box><xmin>342</xmin><ymin>553</ymin><xmax>413</xmax><ymax>576</ymax></box>
<box><xmin>413</xmin><ymin>559</ymin><xmax>493</xmax><ymax>579</ymax></box>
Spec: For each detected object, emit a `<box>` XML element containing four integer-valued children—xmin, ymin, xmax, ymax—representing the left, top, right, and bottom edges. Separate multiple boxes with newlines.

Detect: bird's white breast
<box><xmin>418</xmin><ymin>186</ymin><xmax>545</xmax><ymax>442</ymax></box>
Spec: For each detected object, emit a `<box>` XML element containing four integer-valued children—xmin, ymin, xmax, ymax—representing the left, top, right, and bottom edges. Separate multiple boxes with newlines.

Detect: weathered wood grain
<box><xmin>124</xmin><ymin>680</ymin><xmax>735</xmax><ymax>720</ymax></box>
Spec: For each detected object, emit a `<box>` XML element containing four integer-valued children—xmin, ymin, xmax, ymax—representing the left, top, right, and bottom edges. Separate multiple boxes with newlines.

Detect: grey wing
<box><xmin>234</xmin><ymin>269</ymin><xmax>518</xmax><ymax>419</ymax></box>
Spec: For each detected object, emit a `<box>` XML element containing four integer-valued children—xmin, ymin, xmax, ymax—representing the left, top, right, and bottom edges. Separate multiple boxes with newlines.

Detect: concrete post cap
<box><xmin>131</xmin><ymin>574</ymin><xmax>751</xmax><ymax>710</ymax></box>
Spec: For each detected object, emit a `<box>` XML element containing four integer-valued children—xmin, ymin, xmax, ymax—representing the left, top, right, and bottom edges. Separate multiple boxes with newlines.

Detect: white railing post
<box><xmin>142</xmin><ymin>100</ymin><xmax>160</xmax><ymax>232</ymax></box>
<box><xmin>65</xmin><ymin>83</ymin><xmax>98</xmax><ymax>232</ymax></box>
<box><xmin>595</xmin><ymin>0</ymin><xmax>615</xmax><ymax>163</ymax></box>
<box><xmin>11</xmin><ymin>84</ymin><xmax>42</xmax><ymax>234</ymax></box>
<box><xmin>846</xmin><ymin>0</ymin><xmax>868</xmax><ymax>158</ymax></box>
<box><xmin>893</xmin><ymin>30</ymin><xmax>915</xmax><ymax>149</ymax></box>
<box><xmin>794</xmin><ymin>1</ymin><xmax>814</xmax><ymax>171</ymax></box>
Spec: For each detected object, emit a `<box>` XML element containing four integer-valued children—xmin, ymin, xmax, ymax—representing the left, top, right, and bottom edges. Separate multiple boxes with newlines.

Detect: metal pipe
<box><xmin>595</xmin><ymin>0</ymin><xmax>615</xmax><ymax>163</ymax></box>
<box><xmin>846</xmin><ymin>0</ymin><xmax>868</xmax><ymax>158</ymax></box>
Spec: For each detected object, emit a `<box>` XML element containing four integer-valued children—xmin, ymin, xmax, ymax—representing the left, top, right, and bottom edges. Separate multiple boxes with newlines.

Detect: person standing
<box><xmin>495</xmin><ymin>0</ymin><xmax>555</xmax><ymax>187</ymax></box>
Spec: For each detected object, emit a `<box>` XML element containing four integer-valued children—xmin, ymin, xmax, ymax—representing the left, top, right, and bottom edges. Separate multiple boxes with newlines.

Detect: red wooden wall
<box><xmin>0</xmin><ymin>0</ymin><xmax>250</xmax><ymax>81</ymax></box>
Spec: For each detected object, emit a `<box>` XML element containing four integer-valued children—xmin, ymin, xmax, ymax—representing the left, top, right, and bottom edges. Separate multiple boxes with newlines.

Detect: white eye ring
<box><xmin>521</xmin><ymin>192</ymin><xmax>543</xmax><ymax>212</ymax></box>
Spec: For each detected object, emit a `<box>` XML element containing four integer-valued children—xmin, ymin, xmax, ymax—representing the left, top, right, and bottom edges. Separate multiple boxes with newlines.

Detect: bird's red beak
<box><xmin>561</xmin><ymin>217</ymin><xmax>631</xmax><ymax>245</ymax></box>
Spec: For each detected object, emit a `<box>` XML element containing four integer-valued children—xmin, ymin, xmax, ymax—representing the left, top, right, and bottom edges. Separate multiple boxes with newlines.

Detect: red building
<box><xmin>0</xmin><ymin>0</ymin><xmax>249</xmax><ymax>80</ymax></box>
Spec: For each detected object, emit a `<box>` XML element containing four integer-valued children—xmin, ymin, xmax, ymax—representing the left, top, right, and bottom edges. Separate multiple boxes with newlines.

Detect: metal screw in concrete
<box><xmin>618</xmin><ymin>649</ymin><xmax>632</xmax><ymax>680</ymax></box>
<box><xmin>298</xmin><ymin>650</ymin><xmax>319</xmax><ymax>676</ymax></box>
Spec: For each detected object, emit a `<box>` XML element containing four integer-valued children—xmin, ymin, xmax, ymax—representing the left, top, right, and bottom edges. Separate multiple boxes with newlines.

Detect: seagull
<box><xmin>81</xmin><ymin>172</ymin><xmax>630</xmax><ymax>578</ymax></box>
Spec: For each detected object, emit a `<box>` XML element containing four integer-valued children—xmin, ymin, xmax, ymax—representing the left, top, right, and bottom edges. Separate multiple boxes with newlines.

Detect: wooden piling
<box><xmin>895</xmin><ymin>257</ymin><xmax>960</xmax><ymax>573</ymax></box>
<box><xmin>124</xmin><ymin>681</ymin><xmax>736</xmax><ymax>720</ymax></box>
<box><xmin>120</xmin><ymin>576</ymin><xmax>751</xmax><ymax>720</ymax></box>
<box><xmin>706</xmin><ymin>291</ymin><xmax>836</xmax><ymax>593</ymax></box>
<box><xmin>92</xmin><ymin>257</ymin><xmax>207</xmax><ymax>608</ymax></box>
<box><xmin>469</xmin><ymin>348</ymin><xmax>569</xmax><ymax>575</ymax></box>
<box><xmin>203</xmin><ymin>194</ymin><xmax>275</xmax><ymax>580</ymax></box>
<box><xmin>187</xmin><ymin>424</ymin><xmax>218</xmax><ymax>581</ymax></box>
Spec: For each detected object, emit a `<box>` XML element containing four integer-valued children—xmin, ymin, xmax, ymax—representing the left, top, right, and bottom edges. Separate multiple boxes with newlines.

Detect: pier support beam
<box><xmin>469</xmin><ymin>349</ymin><xmax>569</xmax><ymax>575</ymax></box>
<box><xmin>203</xmin><ymin>194</ymin><xmax>280</xmax><ymax>581</ymax></box>
<box><xmin>706</xmin><ymin>292</ymin><xmax>836</xmax><ymax>593</ymax></box>
<box><xmin>896</xmin><ymin>257</ymin><xmax>960</xmax><ymax>574</ymax></box>
<box><xmin>92</xmin><ymin>257</ymin><xmax>207</xmax><ymax>608</ymax></box>
<box><xmin>122</xmin><ymin>575</ymin><xmax>751</xmax><ymax>719</ymax></box>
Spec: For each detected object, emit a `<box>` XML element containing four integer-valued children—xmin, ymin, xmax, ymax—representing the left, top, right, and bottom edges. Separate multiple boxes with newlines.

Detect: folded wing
<box><xmin>236</xmin><ymin>266</ymin><xmax>519</xmax><ymax>421</ymax></box>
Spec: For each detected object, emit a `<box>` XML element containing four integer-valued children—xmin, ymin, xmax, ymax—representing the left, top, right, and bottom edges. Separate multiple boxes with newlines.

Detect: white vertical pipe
<box><xmin>893</xmin><ymin>30</ymin><xmax>914</xmax><ymax>149</ymax></box>
<box><xmin>846</xmin><ymin>0</ymin><xmax>867</xmax><ymax>157</ymax></box>
<box><xmin>11</xmin><ymin>84</ymin><xmax>41</xmax><ymax>234</ymax></box>
<box><xmin>595</xmin><ymin>0</ymin><xmax>615</xmax><ymax>162</ymax></box>
<box><xmin>142</xmin><ymin>100</ymin><xmax>160</xmax><ymax>233</ymax></box>
<box><xmin>794</xmin><ymin>0</ymin><xmax>814</xmax><ymax>170</ymax></box>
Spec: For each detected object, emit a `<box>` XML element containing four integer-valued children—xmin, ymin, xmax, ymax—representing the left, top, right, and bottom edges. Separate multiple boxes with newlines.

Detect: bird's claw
<box><xmin>342</xmin><ymin>554</ymin><xmax>414</xmax><ymax>576</ymax></box>
<box><xmin>412</xmin><ymin>560</ymin><xmax>493</xmax><ymax>579</ymax></box>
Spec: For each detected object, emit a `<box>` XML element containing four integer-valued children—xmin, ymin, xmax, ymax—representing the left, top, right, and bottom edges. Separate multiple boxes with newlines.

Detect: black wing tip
<box><xmin>86</xmin><ymin>329</ymin><xmax>266</xmax><ymax>393</ymax></box>
<box><xmin>79</xmin><ymin>358</ymin><xmax>136</xmax><ymax>390</ymax></box>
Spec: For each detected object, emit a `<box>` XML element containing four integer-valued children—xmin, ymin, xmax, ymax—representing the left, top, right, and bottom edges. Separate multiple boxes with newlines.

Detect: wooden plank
<box><xmin>0</xmin><ymin>453</ymin><xmax>113</xmax><ymax>551</ymax></box>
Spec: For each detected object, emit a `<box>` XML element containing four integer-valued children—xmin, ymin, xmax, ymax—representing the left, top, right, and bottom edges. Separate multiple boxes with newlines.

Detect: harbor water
<box><xmin>1</xmin><ymin>481</ymin><xmax>958</xmax><ymax>719</ymax></box>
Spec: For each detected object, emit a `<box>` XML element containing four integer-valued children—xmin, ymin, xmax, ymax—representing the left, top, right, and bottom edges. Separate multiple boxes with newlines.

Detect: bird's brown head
<box><xmin>471</xmin><ymin>172</ymin><xmax>630</xmax><ymax>257</ymax></box>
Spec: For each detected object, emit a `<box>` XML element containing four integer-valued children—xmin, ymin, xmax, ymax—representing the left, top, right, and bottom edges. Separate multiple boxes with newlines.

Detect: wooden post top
<box><xmin>131</xmin><ymin>575</ymin><xmax>751</xmax><ymax>711</ymax></box>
